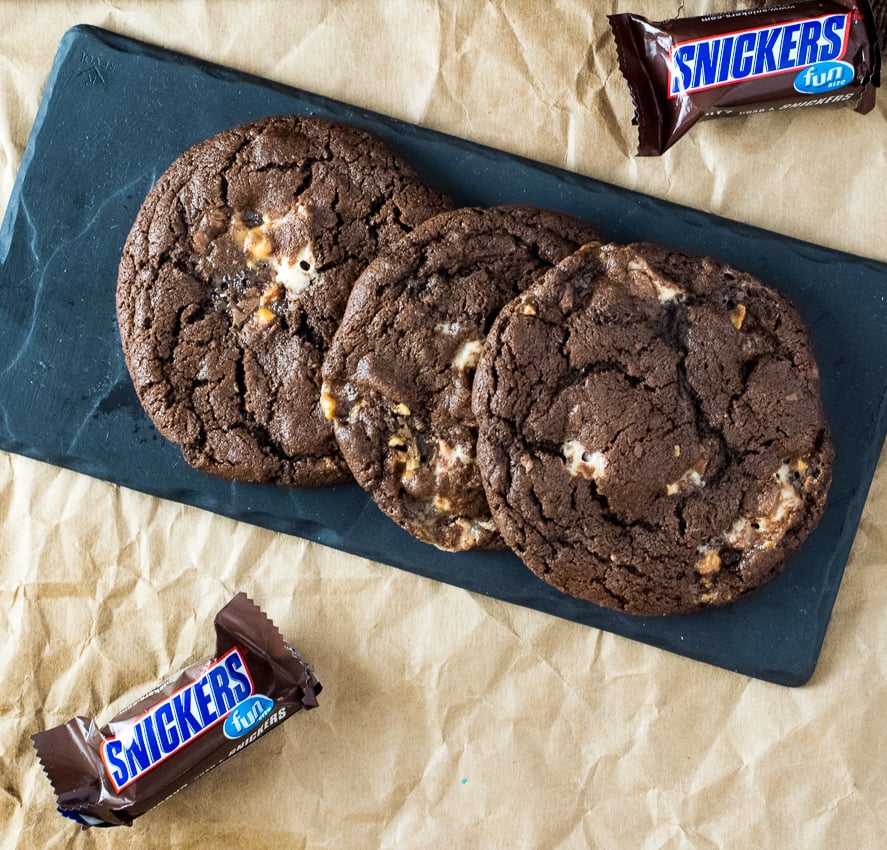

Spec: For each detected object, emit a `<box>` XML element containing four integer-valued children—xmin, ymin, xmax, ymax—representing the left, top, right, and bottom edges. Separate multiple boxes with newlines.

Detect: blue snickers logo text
<box><xmin>101</xmin><ymin>648</ymin><xmax>254</xmax><ymax>791</ymax></box>
<box><xmin>669</xmin><ymin>14</ymin><xmax>849</xmax><ymax>96</ymax></box>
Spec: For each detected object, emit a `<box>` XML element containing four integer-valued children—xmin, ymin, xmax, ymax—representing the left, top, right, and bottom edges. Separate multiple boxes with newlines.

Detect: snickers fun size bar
<box><xmin>609</xmin><ymin>0</ymin><xmax>881</xmax><ymax>155</ymax></box>
<box><xmin>32</xmin><ymin>593</ymin><xmax>321</xmax><ymax>828</ymax></box>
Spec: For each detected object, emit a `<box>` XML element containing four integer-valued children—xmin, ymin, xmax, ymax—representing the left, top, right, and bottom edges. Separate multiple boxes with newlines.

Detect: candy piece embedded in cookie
<box><xmin>321</xmin><ymin>206</ymin><xmax>600</xmax><ymax>551</ymax></box>
<box><xmin>117</xmin><ymin>115</ymin><xmax>450</xmax><ymax>486</ymax></box>
<box><xmin>472</xmin><ymin>242</ymin><xmax>833</xmax><ymax>614</ymax></box>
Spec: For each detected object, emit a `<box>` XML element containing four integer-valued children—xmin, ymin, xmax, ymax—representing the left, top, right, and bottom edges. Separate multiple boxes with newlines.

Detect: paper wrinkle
<box><xmin>493</xmin><ymin>6</ymin><xmax>557</xmax><ymax>114</ymax></box>
<box><xmin>468</xmin><ymin>594</ymin><xmax>607</xmax><ymax>718</ymax></box>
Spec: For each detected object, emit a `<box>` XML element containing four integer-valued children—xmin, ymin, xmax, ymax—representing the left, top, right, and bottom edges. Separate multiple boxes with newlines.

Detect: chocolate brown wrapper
<box><xmin>609</xmin><ymin>0</ymin><xmax>881</xmax><ymax>155</ymax></box>
<box><xmin>31</xmin><ymin>593</ymin><xmax>321</xmax><ymax>828</ymax></box>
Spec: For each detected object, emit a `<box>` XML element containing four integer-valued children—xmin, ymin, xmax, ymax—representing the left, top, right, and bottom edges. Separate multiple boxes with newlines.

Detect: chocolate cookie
<box><xmin>117</xmin><ymin>115</ymin><xmax>450</xmax><ymax>485</ymax></box>
<box><xmin>473</xmin><ymin>242</ymin><xmax>833</xmax><ymax>614</ymax></box>
<box><xmin>321</xmin><ymin>206</ymin><xmax>599</xmax><ymax>551</ymax></box>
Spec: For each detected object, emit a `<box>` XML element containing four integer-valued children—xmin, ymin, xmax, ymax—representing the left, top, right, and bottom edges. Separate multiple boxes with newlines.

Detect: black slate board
<box><xmin>2</xmin><ymin>26</ymin><xmax>886</xmax><ymax>687</ymax></box>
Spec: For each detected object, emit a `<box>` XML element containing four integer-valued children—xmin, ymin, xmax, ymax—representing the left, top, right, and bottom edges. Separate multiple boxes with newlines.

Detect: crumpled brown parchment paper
<box><xmin>1</xmin><ymin>2</ymin><xmax>886</xmax><ymax>848</ymax></box>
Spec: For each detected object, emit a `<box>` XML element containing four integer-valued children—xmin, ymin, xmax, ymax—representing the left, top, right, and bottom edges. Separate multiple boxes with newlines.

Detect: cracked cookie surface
<box><xmin>472</xmin><ymin>242</ymin><xmax>833</xmax><ymax>614</ymax></box>
<box><xmin>321</xmin><ymin>206</ymin><xmax>599</xmax><ymax>550</ymax></box>
<box><xmin>116</xmin><ymin>115</ymin><xmax>450</xmax><ymax>485</ymax></box>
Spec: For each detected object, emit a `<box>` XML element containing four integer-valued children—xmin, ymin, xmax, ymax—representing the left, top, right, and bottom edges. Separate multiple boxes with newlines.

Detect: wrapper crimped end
<box><xmin>214</xmin><ymin>592</ymin><xmax>321</xmax><ymax>707</ymax></box>
<box><xmin>607</xmin><ymin>13</ymin><xmax>684</xmax><ymax>157</ymax></box>
<box><xmin>33</xmin><ymin>717</ymin><xmax>132</xmax><ymax>827</ymax></box>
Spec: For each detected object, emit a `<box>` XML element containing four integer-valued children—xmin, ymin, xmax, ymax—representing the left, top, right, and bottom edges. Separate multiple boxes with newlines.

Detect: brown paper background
<box><xmin>1</xmin><ymin>2</ymin><xmax>886</xmax><ymax>847</ymax></box>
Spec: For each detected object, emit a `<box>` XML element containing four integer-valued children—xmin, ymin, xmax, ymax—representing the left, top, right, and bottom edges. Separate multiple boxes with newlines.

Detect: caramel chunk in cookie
<box><xmin>473</xmin><ymin>242</ymin><xmax>833</xmax><ymax>614</ymax></box>
<box><xmin>117</xmin><ymin>116</ymin><xmax>449</xmax><ymax>485</ymax></box>
<box><xmin>322</xmin><ymin>206</ymin><xmax>599</xmax><ymax>549</ymax></box>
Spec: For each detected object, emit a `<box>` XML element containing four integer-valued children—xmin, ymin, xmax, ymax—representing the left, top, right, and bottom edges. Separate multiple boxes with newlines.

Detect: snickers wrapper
<box><xmin>609</xmin><ymin>0</ymin><xmax>881</xmax><ymax>155</ymax></box>
<box><xmin>32</xmin><ymin>593</ymin><xmax>321</xmax><ymax>828</ymax></box>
